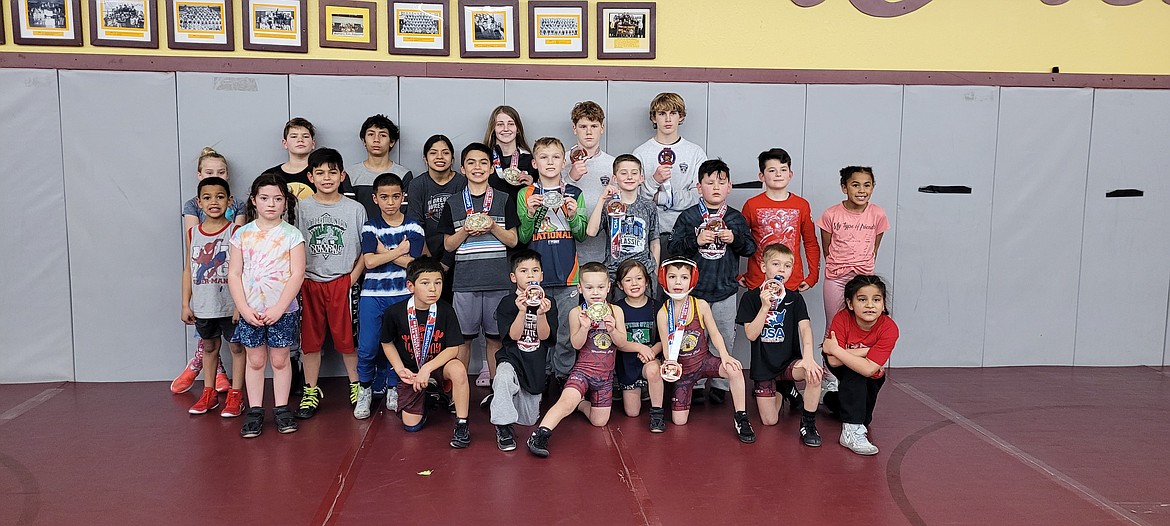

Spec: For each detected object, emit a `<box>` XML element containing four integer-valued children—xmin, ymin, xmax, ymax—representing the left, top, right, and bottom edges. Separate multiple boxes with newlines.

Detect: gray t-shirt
<box><xmin>347</xmin><ymin>160</ymin><xmax>413</xmax><ymax>223</ymax></box>
<box><xmin>188</xmin><ymin>223</ymin><xmax>237</xmax><ymax>318</ymax></box>
<box><xmin>296</xmin><ymin>195</ymin><xmax>368</xmax><ymax>282</ymax></box>
<box><xmin>563</xmin><ymin>150</ymin><xmax>616</xmax><ymax>266</ymax></box>
<box><xmin>602</xmin><ymin>195</ymin><xmax>659</xmax><ymax>276</ymax></box>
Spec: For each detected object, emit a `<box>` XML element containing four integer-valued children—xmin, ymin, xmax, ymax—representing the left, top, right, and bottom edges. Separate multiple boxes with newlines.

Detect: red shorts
<box><xmin>564</xmin><ymin>369</ymin><xmax>614</xmax><ymax>408</ymax></box>
<box><xmin>752</xmin><ymin>360</ymin><xmax>800</xmax><ymax>398</ymax></box>
<box><xmin>670</xmin><ymin>354</ymin><xmax>724</xmax><ymax>411</ymax></box>
<box><xmin>301</xmin><ymin>276</ymin><xmax>355</xmax><ymax>354</ymax></box>
<box><xmin>397</xmin><ymin>372</ymin><xmax>453</xmax><ymax>416</ymax></box>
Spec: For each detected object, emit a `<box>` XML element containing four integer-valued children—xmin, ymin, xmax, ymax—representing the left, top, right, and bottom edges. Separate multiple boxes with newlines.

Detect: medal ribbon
<box><xmin>462</xmin><ymin>185</ymin><xmax>494</xmax><ymax>216</ymax></box>
<box><xmin>609</xmin><ymin>199</ymin><xmax>623</xmax><ymax>258</ymax></box>
<box><xmin>697</xmin><ymin>199</ymin><xmax>727</xmax><ymax>225</ymax></box>
<box><xmin>665</xmin><ymin>297</ymin><xmax>691</xmax><ymax>361</ymax></box>
<box><xmin>407</xmin><ymin>303</ymin><xmax>438</xmax><ymax>367</ymax></box>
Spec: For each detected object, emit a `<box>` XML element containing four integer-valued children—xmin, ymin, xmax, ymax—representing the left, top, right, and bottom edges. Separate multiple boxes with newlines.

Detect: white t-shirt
<box><xmin>634</xmin><ymin>137</ymin><xmax>708</xmax><ymax>234</ymax></box>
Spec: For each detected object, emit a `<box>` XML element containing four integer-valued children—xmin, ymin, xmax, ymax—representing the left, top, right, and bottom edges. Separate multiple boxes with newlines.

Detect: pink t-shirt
<box><xmin>816</xmin><ymin>202</ymin><xmax>889</xmax><ymax>279</ymax></box>
<box><xmin>230</xmin><ymin>221</ymin><xmax>305</xmax><ymax>313</ymax></box>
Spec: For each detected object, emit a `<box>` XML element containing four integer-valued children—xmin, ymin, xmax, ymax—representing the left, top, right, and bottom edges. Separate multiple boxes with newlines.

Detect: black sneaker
<box><xmin>496</xmin><ymin>424</ymin><xmax>516</xmax><ymax>451</ymax></box>
<box><xmin>450</xmin><ymin>420</ymin><xmax>471</xmax><ymax>449</ymax></box>
<box><xmin>708</xmin><ymin>387</ymin><xmax>727</xmax><ymax>405</ymax></box>
<box><xmin>295</xmin><ymin>385</ymin><xmax>322</xmax><ymax>419</ymax></box>
<box><xmin>800</xmin><ymin>422</ymin><xmax>822</xmax><ymax>447</ymax></box>
<box><xmin>527</xmin><ymin>427</ymin><xmax>552</xmax><ymax>458</ymax></box>
<box><xmin>691</xmin><ymin>386</ymin><xmax>706</xmax><ymax>405</ymax></box>
<box><xmin>734</xmin><ymin>411</ymin><xmax>756</xmax><ymax>444</ymax></box>
<box><xmin>275</xmin><ymin>406</ymin><xmax>298</xmax><ymax>434</ymax></box>
<box><xmin>479</xmin><ymin>393</ymin><xmax>494</xmax><ymax>409</ymax></box>
<box><xmin>240</xmin><ymin>408</ymin><xmax>264</xmax><ymax>438</ymax></box>
<box><xmin>648</xmin><ymin>407</ymin><xmax>666</xmax><ymax>433</ymax></box>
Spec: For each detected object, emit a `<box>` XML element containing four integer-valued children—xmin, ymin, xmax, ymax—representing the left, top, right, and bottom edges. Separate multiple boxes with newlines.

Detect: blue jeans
<box><xmin>358</xmin><ymin>295</ymin><xmax>409</xmax><ymax>387</ymax></box>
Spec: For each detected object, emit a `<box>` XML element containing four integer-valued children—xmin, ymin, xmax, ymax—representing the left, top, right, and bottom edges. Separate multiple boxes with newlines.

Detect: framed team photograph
<box><xmin>10</xmin><ymin>0</ymin><xmax>83</xmax><ymax>46</ymax></box>
<box><xmin>528</xmin><ymin>0</ymin><xmax>586</xmax><ymax>58</ymax></box>
<box><xmin>166</xmin><ymin>0</ymin><xmax>233</xmax><ymax>50</ymax></box>
<box><xmin>89</xmin><ymin>0</ymin><xmax>158</xmax><ymax>48</ymax></box>
<box><xmin>1</xmin><ymin>4</ymin><xmax>6</xmax><ymax>44</ymax></box>
<box><xmin>389</xmin><ymin>0</ymin><xmax>447</xmax><ymax>56</ymax></box>
<box><xmin>242</xmin><ymin>0</ymin><xmax>307</xmax><ymax>53</ymax></box>
<box><xmin>458</xmin><ymin>0</ymin><xmax>518</xmax><ymax>58</ymax></box>
<box><xmin>596</xmin><ymin>2</ymin><xmax>654</xmax><ymax>59</ymax></box>
<box><xmin>319</xmin><ymin>0</ymin><xmax>376</xmax><ymax>50</ymax></box>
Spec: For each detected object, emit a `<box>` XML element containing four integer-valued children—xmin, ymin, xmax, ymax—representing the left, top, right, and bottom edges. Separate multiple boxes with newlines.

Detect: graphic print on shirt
<box><xmin>761</xmin><ymin>307</ymin><xmax>786</xmax><ymax>344</ymax></box>
<box><xmin>426</xmin><ymin>193</ymin><xmax>453</xmax><ymax>222</ymax></box>
<box><xmin>192</xmin><ymin>238</ymin><xmax>228</xmax><ymax>285</ymax></box>
<box><xmin>305</xmin><ymin>212</ymin><xmax>348</xmax><ymax>259</ymax></box>
<box><xmin>698</xmin><ymin>220</ymin><xmax>727</xmax><ymax>260</ymax></box>
<box><xmin>617</xmin><ymin>216</ymin><xmax>649</xmax><ymax>256</ymax></box>
<box><xmin>754</xmin><ymin>208</ymin><xmax>800</xmax><ymax>255</ymax></box>
<box><xmin>399</xmin><ymin>328</ymin><xmax>446</xmax><ymax>365</ymax></box>
<box><xmin>518</xmin><ymin>310</ymin><xmax>540</xmax><ymax>352</ymax></box>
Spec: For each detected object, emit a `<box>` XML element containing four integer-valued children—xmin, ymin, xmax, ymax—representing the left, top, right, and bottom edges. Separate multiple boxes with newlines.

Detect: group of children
<box><xmin>173</xmin><ymin>93</ymin><xmax>899</xmax><ymax>457</ymax></box>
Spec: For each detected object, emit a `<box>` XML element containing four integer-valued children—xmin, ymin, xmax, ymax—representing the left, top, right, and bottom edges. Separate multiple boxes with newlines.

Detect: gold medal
<box><xmin>501</xmin><ymin>166</ymin><xmax>523</xmax><ymax>185</ymax></box>
<box><xmin>464</xmin><ymin>213</ymin><xmax>492</xmax><ymax>231</ymax></box>
<box><xmin>586</xmin><ymin>302</ymin><xmax>611</xmax><ymax>322</ymax></box>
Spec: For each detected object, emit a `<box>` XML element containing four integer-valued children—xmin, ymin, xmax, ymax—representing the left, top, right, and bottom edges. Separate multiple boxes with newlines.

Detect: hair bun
<box><xmin>200</xmin><ymin>146</ymin><xmax>218</xmax><ymax>156</ymax></box>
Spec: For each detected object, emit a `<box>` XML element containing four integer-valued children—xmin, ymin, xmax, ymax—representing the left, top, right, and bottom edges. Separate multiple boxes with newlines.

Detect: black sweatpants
<box><xmin>826</xmin><ymin>364</ymin><xmax>885</xmax><ymax>425</ymax></box>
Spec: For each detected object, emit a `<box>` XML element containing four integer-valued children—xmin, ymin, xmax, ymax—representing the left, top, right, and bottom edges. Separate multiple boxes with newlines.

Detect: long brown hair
<box><xmin>244</xmin><ymin>173</ymin><xmax>298</xmax><ymax>224</ymax></box>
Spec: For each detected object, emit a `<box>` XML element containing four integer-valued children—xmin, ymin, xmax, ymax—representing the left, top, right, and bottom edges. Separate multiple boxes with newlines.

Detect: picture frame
<box><xmin>89</xmin><ymin>0</ymin><xmax>159</xmax><ymax>48</ymax></box>
<box><xmin>242</xmin><ymin>0</ymin><xmax>307</xmax><ymax>53</ymax></box>
<box><xmin>528</xmin><ymin>0</ymin><xmax>586</xmax><ymax>58</ymax></box>
<box><xmin>10</xmin><ymin>0</ymin><xmax>84</xmax><ymax>46</ymax></box>
<box><xmin>0</xmin><ymin>3</ymin><xmax>6</xmax><ymax>44</ymax></box>
<box><xmin>389</xmin><ymin>0</ymin><xmax>448</xmax><ymax>56</ymax></box>
<box><xmin>596</xmin><ymin>2</ymin><xmax>655</xmax><ymax>59</ymax></box>
<box><xmin>458</xmin><ymin>0</ymin><xmax>519</xmax><ymax>59</ymax></box>
<box><xmin>319</xmin><ymin>0</ymin><xmax>376</xmax><ymax>50</ymax></box>
<box><xmin>166</xmin><ymin>0</ymin><xmax>233</xmax><ymax>51</ymax></box>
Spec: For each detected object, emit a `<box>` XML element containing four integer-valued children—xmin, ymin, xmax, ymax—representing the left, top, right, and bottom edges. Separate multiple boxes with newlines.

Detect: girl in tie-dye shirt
<box><xmin>228</xmin><ymin>173</ymin><xmax>306</xmax><ymax>439</ymax></box>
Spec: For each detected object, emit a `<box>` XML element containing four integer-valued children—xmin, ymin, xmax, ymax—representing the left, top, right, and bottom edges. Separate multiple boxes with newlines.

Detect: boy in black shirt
<box><xmin>380</xmin><ymin>257</ymin><xmax>472</xmax><ymax>448</ymax></box>
<box><xmin>736</xmin><ymin>243</ymin><xmax>823</xmax><ymax>447</ymax></box>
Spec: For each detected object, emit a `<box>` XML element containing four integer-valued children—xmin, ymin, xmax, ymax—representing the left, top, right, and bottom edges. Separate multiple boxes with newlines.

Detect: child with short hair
<box><xmin>483</xmin><ymin>105</ymin><xmax>536</xmax><ymax>196</ymax></box>
<box><xmin>612</xmin><ymin>260</ymin><xmax>663</xmax><ymax>421</ymax></box>
<box><xmin>489</xmin><ymin>249</ymin><xmax>558</xmax><ymax>451</ymax></box>
<box><xmin>265</xmin><ymin>117</ymin><xmax>318</xmax><ymax>199</ymax></box>
<box><xmin>526</xmin><ymin>262</ymin><xmax>629</xmax><ymax>458</ymax></box>
<box><xmin>406</xmin><ymin>134</ymin><xmax>467</xmax><ymax>300</ymax></box>
<box><xmin>564</xmin><ymin>101</ymin><xmax>617</xmax><ymax>265</ymax></box>
<box><xmin>634</xmin><ymin>92</ymin><xmax>708</xmax><ymax>251</ymax></box>
<box><xmin>516</xmin><ymin>137</ymin><xmax>588</xmax><ymax>384</ymax></box>
<box><xmin>821</xmin><ymin>275</ymin><xmax>899</xmax><ymax>455</ymax></box>
<box><xmin>294</xmin><ymin>148</ymin><xmax>368</xmax><ymax>419</ymax></box>
<box><xmin>180</xmin><ymin>176</ymin><xmax>246</xmax><ymax>417</ymax></box>
<box><xmin>742</xmin><ymin>148</ymin><xmax>819</xmax><ymax>292</ymax></box>
<box><xmin>380</xmin><ymin>257</ymin><xmax>471</xmax><ymax>448</ymax></box>
<box><xmin>586</xmin><ymin>155</ymin><xmax>659</xmax><ymax>294</ymax></box>
<box><xmin>668</xmin><ymin>159</ymin><xmax>756</xmax><ymax>403</ymax></box>
<box><xmin>228</xmin><ymin>173</ymin><xmax>306</xmax><ymax>438</ymax></box>
<box><xmin>736</xmin><ymin>243</ymin><xmax>823</xmax><ymax>447</ymax></box>
<box><xmin>439</xmin><ymin>143</ymin><xmax>520</xmax><ymax>389</ymax></box>
<box><xmin>654</xmin><ymin>256</ymin><xmax>755</xmax><ymax>443</ymax></box>
<box><xmin>818</xmin><ymin>166</ymin><xmax>889</xmax><ymax>334</ymax></box>
<box><xmin>347</xmin><ymin>114</ymin><xmax>412</xmax><ymax>221</ymax></box>
<box><xmin>353</xmin><ymin>173</ymin><xmax>424</xmax><ymax>420</ymax></box>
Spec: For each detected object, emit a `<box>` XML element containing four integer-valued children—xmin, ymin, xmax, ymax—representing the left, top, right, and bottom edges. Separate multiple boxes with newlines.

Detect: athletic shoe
<box><xmin>475</xmin><ymin>367</ymin><xmax>491</xmax><ymax>387</ymax></box>
<box><xmin>708</xmin><ymin>387</ymin><xmax>728</xmax><ymax>405</ymax></box>
<box><xmin>479</xmin><ymin>393</ymin><xmax>494</xmax><ymax>409</ymax></box>
<box><xmin>800</xmin><ymin>422</ymin><xmax>822</xmax><ymax>447</ymax></box>
<box><xmin>496</xmin><ymin>424</ymin><xmax>516</xmax><ymax>451</ymax></box>
<box><xmin>353</xmin><ymin>386</ymin><xmax>373</xmax><ymax>420</ymax></box>
<box><xmin>648</xmin><ymin>407</ymin><xmax>666</xmax><ymax>433</ymax></box>
<box><xmin>385</xmin><ymin>388</ymin><xmax>399</xmax><ymax>412</ymax></box>
<box><xmin>840</xmin><ymin>423</ymin><xmax>878</xmax><ymax>455</ymax></box>
<box><xmin>275</xmin><ymin>407</ymin><xmax>298</xmax><ymax>434</ymax></box>
<box><xmin>296</xmin><ymin>385</ymin><xmax>322</xmax><ymax>419</ymax></box>
<box><xmin>240</xmin><ymin>408</ymin><xmax>264</xmax><ymax>438</ymax></box>
<box><xmin>450</xmin><ymin>420</ymin><xmax>471</xmax><ymax>449</ymax></box>
<box><xmin>734</xmin><ymin>411</ymin><xmax>756</xmax><ymax>444</ymax></box>
<box><xmin>220</xmin><ymin>389</ymin><xmax>245</xmax><ymax>418</ymax></box>
<box><xmin>447</xmin><ymin>400</ymin><xmax>457</xmax><ymax>415</ymax></box>
<box><xmin>188</xmin><ymin>387</ymin><xmax>219</xmax><ymax>415</ymax></box>
<box><xmin>349</xmin><ymin>381</ymin><xmax>361</xmax><ymax>406</ymax></box>
<box><xmin>822</xmin><ymin>370</ymin><xmax>840</xmax><ymax>394</ymax></box>
<box><xmin>215</xmin><ymin>372</ymin><xmax>230</xmax><ymax>393</ymax></box>
<box><xmin>170</xmin><ymin>368</ymin><xmax>198</xmax><ymax>395</ymax></box>
<box><xmin>290</xmin><ymin>355</ymin><xmax>305</xmax><ymax>397</ymax></box>
<box><xmin>527</xmin><ymin>427</ymin><xmax>552</xmax><ymax>458</ymax></box>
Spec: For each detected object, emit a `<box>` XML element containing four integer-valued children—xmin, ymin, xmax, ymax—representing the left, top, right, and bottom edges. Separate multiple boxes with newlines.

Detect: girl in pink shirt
<box><xmin>816</xmin><ymin>166</ymin><xmax>889</xmax><ymax>335</ymax></box>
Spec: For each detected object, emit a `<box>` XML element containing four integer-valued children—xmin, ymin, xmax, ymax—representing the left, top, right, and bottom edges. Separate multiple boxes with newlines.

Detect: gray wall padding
<box><xmin>1076</xmin><ymin>89</ymin><xmax>1170</xmax><ymax>366</ymax></box>
<box><xmin>59</xmin><ymin>71</ymin><xmax>182</xmax><ymax>381</ymax></box>
<box><xmin>398</xmin><ymin>78</ymin><xmax>503</xmax><ymax>167</ymax></box>
<box><xmin>707</xmin><ymin>83</ymin><xmax>807</xmax><ymax>192</ymax></box>
<box><xmin>0</xmin><ymin>69</ymin><xmax>75</xmax><ymax>383</ymax></box>
<box><xmin>503</xmin><ymin>79</ymin><xmax>608</xmax><ymax>155</ymax></box>
<box><xmin>892</xmin><ymin>86</ymin><xmax>999</xmax><ymax>367</ymax></box>
<box><xmin>604</xmin><ymin>81</ymin><xmax>709</xmax><ymax>161</ymax></box>
<box><xmin>984</xmin><ymin>88</ymin><xmax>1093</xmax><ymax>366</ymax></box>
<box><xmin>289</xmin><ymin>75</ymin><xmax>404</xmax><ymax>173</ymax></box>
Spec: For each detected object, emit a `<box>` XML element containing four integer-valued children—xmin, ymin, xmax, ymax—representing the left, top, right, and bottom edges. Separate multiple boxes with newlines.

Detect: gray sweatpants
<box><xmin>490</xmin><ymin>362</ymin><xmax>543</xmax><ymax>426</ymax></box>
<box><xmin>547</xmin><ymin>285</ymin><xmax>579</xmax><ymax>377</ymax></box>
<box><xmin>704</xmin><ymin>295</ymin><xmax>736</xmax><ymax>391</ymax></box>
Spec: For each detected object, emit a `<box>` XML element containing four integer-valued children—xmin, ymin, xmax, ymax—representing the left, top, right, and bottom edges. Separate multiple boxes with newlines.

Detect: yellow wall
<box><xmin>3</xmin><ymin>0</ymin><xmax>1169</xmax><ymax>75</ymax></box>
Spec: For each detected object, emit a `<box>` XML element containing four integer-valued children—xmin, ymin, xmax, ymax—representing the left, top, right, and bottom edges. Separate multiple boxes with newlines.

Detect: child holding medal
<box><xmin>563</xmin><ymin>101</ymin><xmax>617</xmax><ymax>266</ymax></box>
<box><xmin>380</xmin><ymin>257</ymin><xmax>471</xmax><ymax>448</ymax></box>
<box><xmin>483</xmin><ymin>105</ymin><xmax>536</xmax><ymax>199</ymax></box>
<box><xmin>736</xmin><ymin>243</ymin><xmax>823</xmax><ymax>447</ymax></box>
<box><xmin>634</xmin><ymin>92</ymin><xmax>708</xmax><ymax>253</ymax></box>
<box><xmin>586</xmin><ymin>154</ymin><xmax>659</xmax><ymax>300</ymax></box>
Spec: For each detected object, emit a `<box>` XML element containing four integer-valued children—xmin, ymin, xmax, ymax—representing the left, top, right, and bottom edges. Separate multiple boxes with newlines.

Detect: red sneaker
<box><xmin>215</xmin><ymin>372</ymin><xmax>230</xmax><ymax>393</ymax></box>
<box><xmin>170</xmin><ymin>368</ymin><xmax>198</xmax><ymax>394</ymax></box>
<box><xmin>220</xmin><ymin>389</ymin><xmax>245</xmax><ymax>418</ymax></box>
<box><xmin>189</xmin><ymin>387</ymin><xmax>219</xmax><ymax>415</ymax></box>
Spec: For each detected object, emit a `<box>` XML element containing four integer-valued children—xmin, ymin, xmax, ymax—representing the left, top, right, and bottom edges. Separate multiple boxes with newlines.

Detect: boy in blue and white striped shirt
<box><xmin>354</xmin><ymin>172</ymin><xmax>425</xmax><ymax>419</ymax></box>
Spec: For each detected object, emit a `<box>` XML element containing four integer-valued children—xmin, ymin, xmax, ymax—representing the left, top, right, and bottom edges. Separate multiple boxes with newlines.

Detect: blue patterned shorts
<box><xmin>234</xmin><ymin>311</ymin><xmax>299</xmax><ymax>348</ymax></box>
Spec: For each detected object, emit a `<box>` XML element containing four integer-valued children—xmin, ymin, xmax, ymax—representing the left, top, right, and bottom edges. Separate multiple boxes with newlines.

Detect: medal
<box><xmin>657</xmin><ymin>147</ymin><xmax>675</xmax><ymax>166</ymax></box>
<box><xmin>502</xmin><ymin>166</ymin><xmax>523</xmax><ymax>185</ymax></box>
<box><xmin>606</xmin><ymin>200</ymin><xmax>627</xmax><ymax>218</ymax></box>
<box><xmin>407</xmin><ymin>303</ymin><xmax>438</xmax><ymax>368</ymax></box>
<box><xmin>462</xmin><ymin>186</ymin><xmax>494</xmax><ymax>231</ymax></box>
<box><xmin>542</xmin><ymin>191</ymin><xmax>564</xmax><ymax>210</ymax></box>
<box><xmin>761</xmin><ymin>277</ymin><xmax>784</xmax><ymax>309</ymax></box>
<box><xmin>569</xmin><ymin>145</ymin><xmax>588</xmax><ymax>164</ymax></box>
<box><xmin>704</xmin><ymin>217</ymin><xmax>725</xmax><ymax>232</ymax></box>
<box><xmin>664</xmin><ymin>297</ymin><xmax>690</xmax><ymax>379</ymax></box>
<box><xmin>525</xmin><ymin>282</ymin><xmax>545</xmax><ymax>307</ymax></box>
<box><xmin>660</xmin><ymin>360</ymin><xmax>682</xmax><ymax>382</ymax></box>
<box><xmin>586</xmin><ymin>302</ymin><xmax>611</xmax><ymax>323</ymax></box>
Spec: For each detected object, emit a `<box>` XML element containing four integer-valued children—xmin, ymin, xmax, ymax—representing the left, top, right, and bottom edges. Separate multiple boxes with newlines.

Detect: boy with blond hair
<box><xmin>634</xmin><ymin>92</ymin><xmax>708</xmax><ymax>255</ymax></box>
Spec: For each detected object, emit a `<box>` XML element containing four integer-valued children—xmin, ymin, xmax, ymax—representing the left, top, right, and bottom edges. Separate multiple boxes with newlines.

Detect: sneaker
<box><xmin>349</xmin><ymin>381</ymin><xmax>361</xmax><ymax>406</ymax></box>
<box><xmin>822</xmin><ymin>370</ymin><xmax>840</xmax><ymax>393</ymax></box>
<box><xmin>275</xmin><ymin>407</ymin><xmax>298</xmax><ymax>434</ymax></box>
<box><xmin>527</xmin><ymin>427</ymin><xmax>552</xmax><ymax>458</ymax></box>
<box><xmin>170</xmin><ymin>367</ymin><xmax>198</xmax><ymax>395</ymax></box>
<box><xmin>188</xmin><ymin>387</ymin><xmax>219</xmax><ymax>415</ymax></box>
<box><xmin>479</xmin><ymin>393</ymin><xmax>494</xmax><ymax>409</ymax></box>
<box><xmin>800</xmin><ymin>422</ymin><xmax>822</xmax><ymax>447</ymax></box>
<box><xmin>734</xmin><ymin>411</ymin><xmax>756</xmax><ymax>444</ymax></box>
<box><xmin>353</xmin><ymin>386</ymin><xmax>373</xmax><ymax>420</ymax></box>
<box><xmin>708</xmin><ymin>387</ymin><xmax>727</xmax><ymax>405</ymax></box>
<box><xmin>691</xmin><ymin>386</ymin><xmax>707</xmax><ymax>406</ymax></box>
<box><xmin>296</xmin><ymin>385</ymin><xmax>322</xmax><ymax>419</ymax></box>
<box><xmin>385</xmin><ymin>388</ymin><xmax>399</xmax><ymax>412</ymax></box>
<box><xmin>450</xmin><ymin>420</ymin><xmax>471</xmax><ymax>449</ymax></box>
<box><xmin>496</xmin><ymin>424</ymin><xmax>516</xmax><ymax>451</ymax></box>
<box><xmin>240</xmin><ymin>408</ymin><xmax>264</xmax><ymax>438</ymax></box>
<box><xmin>840</xmin><ymin>423</ymin><xmax>879</xmax><ymax>455</ymax></box>
<box><xmin>221</xmin><ymin>389</ymin><xmax>245</xmax><ymax>418</ymax></box>
<box><xmin>290</xmin><ymin>356</ymin><xmax>305</xmax><ymax>397</ymax></box>
<box><xmin>214</xmin><ymin>372</ymin><xmax>230</xmax><ymax>393</ymax></box>
<box><xmin>648</xmin><ymin>407</ymin><xmax>666</xmax><ymax>433</ymax></box>
<box><xmin>475</xmin><ymin>367</ymin><xmax>491</xmax><ymax>387</ymax></box>
<box><xmin>447</xmin><ymin>400</ymin><xmax>457</xmax><ymax>415</ymax></box>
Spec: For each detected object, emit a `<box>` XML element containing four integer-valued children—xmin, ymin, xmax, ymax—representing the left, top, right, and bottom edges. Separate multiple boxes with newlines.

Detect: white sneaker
<box><xmin>822</xmin><ymin>370</ymin><xmax>839</xmax><ymax>392</ymax></box>
<box><xmin>385</xmin><ymin>388</ymin><xmax>399</xmax><ymax>412</ymax></box>
<box><xmin>475</xmin><ymin>366</ymin><xmax>491</xmax><ymax>387</ymax></box>
<box><xmin>353</xmin><ymin>386</ymin><xmax>373</xmax><ymax>420</ymax></box>
<box><xmin>840</xmin><ymin>423</ymin><xmax>879</xmax><ymax>455</ymax></box>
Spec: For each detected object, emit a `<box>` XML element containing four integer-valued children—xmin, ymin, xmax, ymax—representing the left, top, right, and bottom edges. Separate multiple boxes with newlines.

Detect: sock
<box><xmin>801</xmin><ymin>410</ymin><xmax>816</xmax><ymax>425</ymax></box>
<box><xmin>538</xmin><ymin>426</ymin><xmax>552</xmax><ymax>436</ymax></box>
<box><xmin>650</xmin><ymin>406</ymin><xmax>663</xmax><ymax>413</ymax></box>
<box><xmin>360</xmin><ymin>380</ymin><xmax>373</xmax><ymax>388</ymax></box>
<box><xmin>274</xmin><ymin>404</ymin><xmax>289</xmax><ymax>412</ymax></box>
